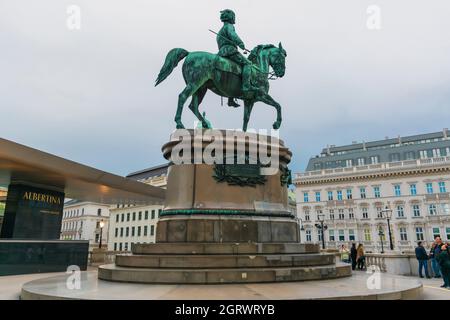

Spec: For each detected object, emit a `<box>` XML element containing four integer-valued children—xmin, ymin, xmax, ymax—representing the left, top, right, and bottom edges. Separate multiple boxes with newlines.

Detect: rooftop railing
<box><xmin>295</xmin><ymin>156</ymin><xmax>450</xmax><ymax>180</ymax></box>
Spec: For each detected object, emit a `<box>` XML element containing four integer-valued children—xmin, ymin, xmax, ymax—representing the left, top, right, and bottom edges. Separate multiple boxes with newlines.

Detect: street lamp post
<box><xmin>315</xmin><ymin>214</ymin><xmax>327</xmax><ymax>250</ymax></box>
<box><xmin>378</xmin><ymin>227</ymin><xmax>385</xmax><ymax>254</ymax></box>
<box><xmin>381</xmin><ymin>204</ymin><xmax>394</xmax><ymax>251</ymax></box>
<box><xmin>99</xmin><ymin>220</ymin><xmax>105</xmax><ymax>249</ymax></box>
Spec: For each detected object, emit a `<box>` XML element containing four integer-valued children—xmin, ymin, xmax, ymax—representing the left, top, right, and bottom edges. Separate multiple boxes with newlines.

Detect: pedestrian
<box><xmin>356</xmin><ymin>244</ymin><xmax>365</xmax><ymax>270</ymax></box>
<box><xmin>350</xmin><ymin>243</ymin><xmax>357</xmax><ymax>270</ymax></box>
<box><xmin>436</xmin><ymin>243</ymin><xmax>450</xmax><ymax>289</ymax></box>
<box><xmin>415</xmin><ymin>241</ymin><xmax>431</xmax><ymax>278</ymax></box>
<box><xmin>430</xmin><ymin>237</ymin><xmax>442</xmax><ymax>278</ymax></box>
<box><xmin>340</xmin><ymin>244</ymin><xmax>350</xmax><ymax>263</ymax></box>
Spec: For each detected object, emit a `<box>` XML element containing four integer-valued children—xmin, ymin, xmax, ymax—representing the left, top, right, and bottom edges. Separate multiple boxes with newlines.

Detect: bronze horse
<box><xmin>155</xmin><ymin>43</ymin><xmax>287</xmax><ymax>131</ymax></box>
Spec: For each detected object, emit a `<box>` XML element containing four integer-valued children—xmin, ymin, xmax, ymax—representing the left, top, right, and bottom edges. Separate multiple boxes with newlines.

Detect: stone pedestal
<box><xmin>98</xmin><ymin>130</ymin><xmax>351</xmax><ymax>284</ymax></box>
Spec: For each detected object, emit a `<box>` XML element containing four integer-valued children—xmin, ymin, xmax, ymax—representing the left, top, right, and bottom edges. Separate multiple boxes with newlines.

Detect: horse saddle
<box><xmin>213</xmin><ymin>56</ymin><xmax>242</xmax><ymax>76</ymax></box>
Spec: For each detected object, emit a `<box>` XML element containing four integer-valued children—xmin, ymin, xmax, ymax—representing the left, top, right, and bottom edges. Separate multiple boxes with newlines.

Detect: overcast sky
<box><xmin>1</xmin><ymin>0</ymin><xmax>449</xmax><ymax>175</ymax></box>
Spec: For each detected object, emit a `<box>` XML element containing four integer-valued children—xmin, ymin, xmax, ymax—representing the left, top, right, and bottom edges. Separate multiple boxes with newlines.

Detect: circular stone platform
<box><xmin>21</xmin><ymin>271</ymin><xmax>423</xmax><ymax>300</ymax></box>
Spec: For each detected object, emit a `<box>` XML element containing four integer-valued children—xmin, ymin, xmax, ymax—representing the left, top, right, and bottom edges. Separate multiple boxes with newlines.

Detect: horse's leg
<box><xmin>257</xmin><ymin>94</ymin><xmax>282</xmax><ymax>129</ymax></box>
<box><xmin>242</xmin><ymin>100</ymin><xmax>254</xmax><ymax>132</ymax></box>
<box><xmin>188</xmin><ymin>86</ymin><xmax>209</xmax><ymax>128</ymax></box>
<box><xmin>175</xmin><ymin>84</ymin><xmax>199</xmax><ymax>129</ymax></box>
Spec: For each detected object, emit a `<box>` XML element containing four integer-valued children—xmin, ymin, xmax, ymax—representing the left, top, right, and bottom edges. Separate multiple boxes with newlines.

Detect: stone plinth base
<box><xmin>156</xmin><ymin>215</ymin><xmax>299</xmax><ymax>243</ymax></box>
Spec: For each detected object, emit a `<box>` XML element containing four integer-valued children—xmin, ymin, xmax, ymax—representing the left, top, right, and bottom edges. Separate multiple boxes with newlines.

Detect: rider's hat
<box><xmin>220</xmin><ymin>9</ymin><xmax>235</xmax><ymax>24</ymax></box>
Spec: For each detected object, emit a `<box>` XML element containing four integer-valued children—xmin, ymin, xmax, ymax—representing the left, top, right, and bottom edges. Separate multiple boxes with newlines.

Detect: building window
<box><xmin>303</xmin><ymin>192</ymin><xmax>309</xmax><ymax>202</ymax></box>
<box><xmin>440</xmin><ymin>203</ymin><xmax>450</xmax><ymax>214</ymax></box>
<box><xmin>357</xmin><ymin>158</ymin><xmax>365</xmax><ymax>166</ymax></box>
<box><xmin>364</xmin><ymin>229</ymin><xmax>371</xmax><ymax>241</ymax></box>
<box><xmin>329</xmin><ymin>209</ymin><xmax>334</xmax><ymax>220</ymax></box>
<box><xmin>346</xmin><ymin>189</ymin><xmax>352</xmax><ymax>200</ymax></box>
<box><xmin>329</xmin><ymin>229</ymin><xmax>335</xmax><ymax>241</ymax></box>
<box><xmin>337</xmin><ymin>190</ymin><xmax>343</xmax><ymax>200</ymax></box>
<box><xmin>97</xmin><ymin>208</ymin><xmax>101</xmax><ymax>216</ymax></box>
<box><xmin>360</xmin><ymin>187</ymin><xmax>366</xmax><ymax>199</ymax></box>
<box><xmin>318</xmin><ymin>231</ymin><xmax>322</xmax><ymax>242</ymax></box>
<box><xmin>306</xmin><ymin>230</ymin><xmax>312</xmax><ymax>242</ymax></box>
<box><xmin>399</xmin><ymin>227</ymin><xmax>408</xmax><ymax>241</ymax></box>
<box><xmin>426</xmin><ymin>183</ymin><xmax>433</xmax><ymax>194</ymax></box>
<box><xmin>120</xmin><ymin>227</ymin><xmax>124</xmax><ymax>237</ymax></box>
<box><xmin>338</xmin><ymin>230</ymin><xmax>345</xmax><ymax>241</ymax></box>
<box><xmin>345</xmin><ymin>159</ymin><xmax>352</xmax><ymax>167</ymax></box>
<box><xmin>124</xmin><ymin>243</ymin><xmax>129</xmax><ymax>251</ymax></box>
<box><xmin>138</xmin><ymin>211</ymin><xmax>142</xmax><ymax>220</ymax></box>
<box><xmin>127</xmin><ymin>213</ymin><xmax>130</xmax><ymax>221</ymax></box>
<box><xmin>390</xmin><ymin>153</ymin><xmax>400</xmax><ymax>162</ymax></box>
<box><xmin>116</xmin><ymin>214</ymin><xmax>119</xmax><ymax>223</ymax></box>
<box><xmin>144</xmin><ymin>226</ymin><xmax>148</xmax><ymax>236</ymax></box>
<box><xmin>370</xmin><ymin>156</ymin><xmax>379</xmax><ymax>164</ymax></box>
<box><xmin>410</xmin><ymin>184</ymin><xmax>417</xmax><ymax>195</ymax></box>
<box><xmin>138</xmin><ymin>226</ymin><xmax>141</xmax><ymax>237</ymax></box>
<box><xmin>131</xmin><ymin>227</ymin><xmax>135</xmax><ymax>237</ymax></box>
<box><xmin>338</xmin><ymin>209</ymin><xmax>344</xmax><ymax>220</ymax></box>
<box><xmin>151</xmin><ymin>210</ymin><xmax>155</xmax><ymax>219</ymax></box>
<box><xmin>438</xmin><ymin>181</ymin><xmax>446</xmax><ymax>193</ymax></box>
<box><xmin>348</xmin><ymin>208</ymin><xmax>354</xmax><ymax>219</ymax></box>
<box><xmin>413</xmin><ymin>205</ymin><xmax>421</xmax><ymax>217</ymax></box>
<box><xmin>150</xmin><ymin>225</ymin><xmax>155</xmax><ymax>236</ymax></box>
<box><xmin>432</xmin><ymin>148</ymin><xmax>441</xmax><ymax>157</ymax></box>
<box><xmin>119</xmin><ymin>243</ymin><xmax>123</xmax><ymax>251</ymax></box>
<box><xmin>126</xmin><ymin>227</ymin><xmax>129</xmax><ymax>237</ymax></box>
<box><xmin>376</xmin><ymin>207</ymin><xmax>383</xmax><ymax>218</ymax></box>
<box><xmin>132</xmin><ymin>212</ymin><xmax>136</xmax><ymax>221</ymax></box>
<box><xmin>158</xmin><ymin>209</ymin><xmax>162</xmax><ymax>217</ymax></box>
<box><xmin>419</xmin><ymin>150</ymin><xmax>427</xmax><ymax>159</ymax></box>
<box><xmin>115</xmin><ymin>228</ymin><xmax>118</xmax><ymax>237</ymax></box>
<box><xmin>405</xmin><ymin>151</ymin><xmax>415</xmax><ymax>160</ymax></box>
<box><xmin>304</xmin><ymin>210</ymin><xmax>310</xmax><ymax>221</ymax></box>
<box><xmin>315</xmin><ymin>192</ymin><xmax>321</xmax><ymax>202</ymax></box>
<box><xmin>95</xmin><ymin>233</ymin><xmax>100</xmax><ymax>243</ymax></box>
<box><xmin>428</xmin><ymin>204</ymin><xmax>437</xmax><ymax>215</ymax></box>
<box><xmin>446</xmin><ymin>227</ymin><xmax>450</xmax><ymax>241</ymax></box>
<box><xmin>396</xmin><ymin>205</ymin><xmax>404</xmax><ymax>217</ymax></box>
<box><xmin>373</xmin><ymin>186</ymin><xmax>381</xmax><ymax>198</ymax></box>
<box><xmin>349</xmin><ymin>229</ymin><xmax>355</xmax><ymax>241</ymax></box>
<box><xmin>145</xmin><ymin>211</ymin><xmax>148</xmax><ymax>220</ymax></box>
<box><xmin>327</xmin><ymin>191</ymin><xmax>333</xmax><ymax>201</ymax></box>
<box><xmin>362</xmin><ymin>207</ymin><xmax>369</xmax><ymax>219</ymax></box>
<box><xmin>114</xmin><ymin>243</ymin><xmax>117</xmax><ymax>251</ymax></box>
<box><xmin>432</xmin><ymin>227</ymin><xmax>440</xmax><ymax>239</ymax></box>
<box><xmin>394</xmin><ymin>185</ymin><xmax>401</xmax><ymax>197</ymax></box>
<box><xmin>121</xmin><ymin>214</ymin><xmax>124</xmax><ymax>222</ymax></box>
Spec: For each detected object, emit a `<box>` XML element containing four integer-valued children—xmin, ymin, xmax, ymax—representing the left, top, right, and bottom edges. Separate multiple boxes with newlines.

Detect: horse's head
<box><xmin>249</xmin><ymin>43</ymin><xmax>287</xmax><ymax>78</ymax></box>
<box><xmin>269</xmin><ymin>42</ymin><xmax>287</xmax><ymax>78</ymax></box>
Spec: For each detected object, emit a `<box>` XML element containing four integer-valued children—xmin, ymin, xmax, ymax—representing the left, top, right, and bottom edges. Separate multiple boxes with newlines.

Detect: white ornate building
<box><xmin>60</xmin><ymin>200</ymin><xmax>111</xmax><ymax>249</ymax></box>
<box><xmin>107</xmin><ymin>164</ymin><xmax>167</xmax><ymax>251</ymax></box>
<box><xmin>294</xmin><ymin>130</ymin><xmax>450</xmax><ymax>253</ymax></box>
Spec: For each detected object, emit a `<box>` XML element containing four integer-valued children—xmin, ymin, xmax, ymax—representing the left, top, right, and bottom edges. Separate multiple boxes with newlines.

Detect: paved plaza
<box><xmin>1</xmin><ymin>268</ymin><xmax>449</xmax><ymax>300</ymax></box>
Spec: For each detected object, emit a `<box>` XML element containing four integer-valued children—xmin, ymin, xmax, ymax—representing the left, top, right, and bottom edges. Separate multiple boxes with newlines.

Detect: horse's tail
<box><xmin>155</xmin><ymin>48</ymin><xmax>189</xmax><ymax>86</ymax></box>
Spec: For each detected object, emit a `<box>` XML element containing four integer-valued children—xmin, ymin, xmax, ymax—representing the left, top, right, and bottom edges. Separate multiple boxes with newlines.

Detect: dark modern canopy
<box><xmin>0</xmin><ymin>138</ymin><xmax>165</xmax><ymax>205</ymax></box>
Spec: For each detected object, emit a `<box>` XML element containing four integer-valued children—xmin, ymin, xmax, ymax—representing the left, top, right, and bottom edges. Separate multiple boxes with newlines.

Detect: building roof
<box><xmin>305</xmin><ymin>129</ymin><xmax>450</xmax><ymax>171</ymax></box>
<box><xmin>0</xmin><ymin>137</ymin><xmax>165</xmax><ymax>205</ymax></box>
<box><xmin>126</xmin><ymin>163</ymin><xmax>169</xmax><ymax>181</ymax></box>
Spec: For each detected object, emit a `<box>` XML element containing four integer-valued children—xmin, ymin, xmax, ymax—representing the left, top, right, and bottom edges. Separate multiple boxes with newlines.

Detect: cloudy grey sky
<box><xmin>1</xmin><ymin>0</ymin><xmax>449</xmax><ymax>175</ymax></box>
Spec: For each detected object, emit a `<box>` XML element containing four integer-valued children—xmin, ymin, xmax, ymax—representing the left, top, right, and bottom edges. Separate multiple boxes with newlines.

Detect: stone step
<box><xmin>98</xmin><ymin>263</ymin><xmax>351</xmax><ymax>284</ymax></box>
<box><xmin>115</xmin><ymin>253</ymin><xmax>335</xmax><ymax>269</ymax></box>
<box><xmin>131</xmin><ymin>242</ymin><xmax>319</xmax><ymax>255</ymax></box>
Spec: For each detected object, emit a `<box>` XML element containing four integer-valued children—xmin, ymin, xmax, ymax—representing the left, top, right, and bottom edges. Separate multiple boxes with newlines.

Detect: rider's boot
<box><xmin>227</xmin><ymin>98</ymin><xmax>240</xmax><ymax>108</ymax></box>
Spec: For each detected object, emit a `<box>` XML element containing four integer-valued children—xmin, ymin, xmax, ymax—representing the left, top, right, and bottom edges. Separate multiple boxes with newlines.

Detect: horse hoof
<box><xmin>272</xmin><ymin>122</ymin><xmax>280</xmax><ymax>130</ymax></box>
<box><xmin>176</xmin><ymin>124</ymin><xmax>185</xmax><ymax>129</ymax></box>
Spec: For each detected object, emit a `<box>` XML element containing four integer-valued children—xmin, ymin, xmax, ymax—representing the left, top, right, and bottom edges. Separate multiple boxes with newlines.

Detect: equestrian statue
<box><xmin>155</xmin><ymin>9</ymin><xmax>287</xmax><ymax>132</ymax></box>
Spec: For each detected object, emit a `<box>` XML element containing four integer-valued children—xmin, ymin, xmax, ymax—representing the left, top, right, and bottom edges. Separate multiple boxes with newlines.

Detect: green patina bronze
<box><xmin>213</xmin><ymin>162</ymin><xmax>267</xmax><ymax>187</ymax></box>
<box><xmin>155</xmin><ymin>9</ymin><xmax>287</xmax><ymax>132</ymax></box>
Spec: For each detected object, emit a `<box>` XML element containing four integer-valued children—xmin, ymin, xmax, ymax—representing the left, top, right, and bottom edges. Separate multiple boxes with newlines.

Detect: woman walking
<box><xmin>356</xmin><ymin>244</ymin><xmax>366</xmax><ymax>270</ymax></box>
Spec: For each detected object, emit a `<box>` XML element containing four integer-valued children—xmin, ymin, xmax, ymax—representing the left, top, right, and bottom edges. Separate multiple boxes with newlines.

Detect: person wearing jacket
<box><xmin>430</xmin><ymin>237</ymin><xmax>442</xmax><ymax>278</ymax></box>
<box><xmin>350</xmin><ymin>243</ymin><xmax>357</xmax><ymax>270</ymax></box>
<box><xmin>436</xmin><ymin>243</ymin><xmax>450</xmax><ymax>289</ymax></box>
<box><xmin>356</xmin><ymin>244</ymin><xmax>365</xmax><ymax>270</ymax></box>
<box><xmin>415</xmin><ymin>241</ymin><xmax>431</xmax><ymax>278</ymax></box>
